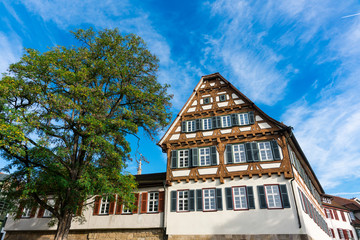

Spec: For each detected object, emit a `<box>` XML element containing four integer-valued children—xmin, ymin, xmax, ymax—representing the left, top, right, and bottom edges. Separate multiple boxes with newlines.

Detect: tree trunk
<box><xmin>54</xmin><ymin>211</ymin><xmax>73</xmax><ymax>240</ymax></box>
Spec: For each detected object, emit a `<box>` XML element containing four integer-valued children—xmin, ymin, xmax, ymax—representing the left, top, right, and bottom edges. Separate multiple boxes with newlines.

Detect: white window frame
<box><xmin>199</xmin><ymin>147</ymin><xmax>211</xmax><ymax>166</ymax></box>
<box><xmin>177</xmin><ymin>190</ymin><xmax>189</xmax><ymax>212</ymax></box>
<box><xmin>202</xmin><ymin>118</ymin><xmax>212</xmax><ymax>130</ymax></box>
<box><xmin>232</xmin><ymin>144</ymin><xmax>246</xmax><ymax>163</ymax></box>
<box><xmin>187</xmin><ymin>120</ymin><xmax>195</xmax><ymax>132</ymax></box>
<box><xmin>99</xmin><ymin>196</ymin><xmax>110</xmax><ymax>215</ymax></box>
<box><xmin>258</xmin><ymin>142</ymin><xmax>273</xmax><ymax>161</ymax></box>
<box><xmin>221</xmin><ymin>115</ymin><xmax>231</xmax><ymax>127</ymax></box>
<box><xmin>265</xmin><ymin>185</ymin><xmax>282</xmax><ymax>209</ymax></box>
<box><xmin>147</xmin><ymin>192</ymin><xmax>159</xmax><ymax>213</ymax></box>
<box><xmin>43</xmin><ymin>199</ymin><xmax>55</xmax><ymax>217</ymax></box>
<box><xmin>178</xmin><ymin>149</ymin><xmax>189</xmax><ymax>168</ymax></box>
<box><xmin>203</xmin><ymin>188</ymin><xmax>216</xmax><ymax>211</ymax></box>
<box><xmin>22</xmin><ymin>208</ymin><xmax>31</xmax><ymax>218</ymax></box>
<box><xmin>238</xmin><ymin>113</ymin><xmax>249</xmax><ymax>125</ymax></box>
<box><xmin>232</xmin><ymin>186</ymin><xmax>248</xmax><ymax>210</ymax></box>
<box><xmin>122</xmin><ymin>204</ymin><xmax>132</xmax><ymax>214</ymax></box>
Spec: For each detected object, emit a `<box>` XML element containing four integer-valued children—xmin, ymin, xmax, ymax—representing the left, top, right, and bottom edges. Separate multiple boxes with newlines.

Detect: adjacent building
<box><xmin>3</xmin><ymin>73</ymin><xmax>358</xmax><ymax>240</ymax></box>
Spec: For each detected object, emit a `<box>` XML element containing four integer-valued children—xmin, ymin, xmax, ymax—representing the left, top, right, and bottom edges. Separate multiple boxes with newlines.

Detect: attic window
<box><xmin>203</xmin><ymin>97</ymin><xmax>210</xmax><ymax>104</ymax></box>
<box><xmin>219</xmin><ymin>94</ymin><xmax>226</xmax><ymax>102</ymax></box>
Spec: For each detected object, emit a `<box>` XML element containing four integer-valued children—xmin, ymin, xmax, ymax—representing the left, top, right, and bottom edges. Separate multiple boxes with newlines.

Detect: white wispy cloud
<box><xmin>0</xmin><ymin>32</ymin><xmax>22</xmax><ymax>74</ymax></box>
<box><xmin>205</xmin><ymin>0</ymin><xmax>290</xmax><ymax>105</ymax></box>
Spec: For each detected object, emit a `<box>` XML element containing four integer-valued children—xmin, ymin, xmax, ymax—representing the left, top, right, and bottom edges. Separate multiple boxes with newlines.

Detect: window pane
<box><xmin>221</xmin><ymin>115</ymin><xmax>231</xmax><ymax>127</ymax></box>
<box><xmin>238</xmin><ymin>113</ymin><xmax>249</xmax><ymax>125</ymax></box>
<box><xmin>265</xmin><ymin>185</ymin><xmax>282</xmax><ymax>208</ymax></box>
<box><xmin>258</xmin><ymin>142</ymin><xmax>273</xmax><ymax>161</ymax></box>
<box><xmin>199</xmin><ymin>148</ymin><xmax>211</xmax><ymax>166</ymax></box>
<box><xmin>178</xmin><ymin>150</ymin><xmax>189</xmax><ymax>168</ymax></box>
<box><xmin>203</xmin><ymin>118</ymin><xmax>212</xmax><ymax>130</ymax></box>
<box><xmin>233</xmin><ymin>187</ymin><xmax>248</xmax><ymax>209</ymax></box>
<box><xmin>233</xmin><ymin>144</ymin><xmax>246</xmax><ymax>163</ymax></box>
<box><xmin>148</xmin><ymin>192</ymin><xmax>159</xmax><ymax>212</ymax></box>
<box><xmin>203</xmin><ymin>189</ymin><xmax>216</xmax><ymax>211</ymax></box>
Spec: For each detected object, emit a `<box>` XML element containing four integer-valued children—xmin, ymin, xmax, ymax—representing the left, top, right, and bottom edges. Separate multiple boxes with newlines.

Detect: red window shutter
<box><xmin>330</xmin><ymin>229</ymin><xmax>335</xmax><ymax>238</ymax></box>
<box><xmin>324</xmin><ymin>209</ymin><xmax>327</xmax><ymax>218</ymax></box>
<box><xmin>29</xmin><ymin>206</ymin><xmax>37</xmax><ymax>218</ymax></box>
<box><xmin>330</xmin><ymin>209</ymin><xmax>334</xmax><ymax>219</ymax></box>
<box><xmin>115</xmin><ymin>196</ymin><xmax>122</xmax><ymax>215</ymax></box>
<box><xmin>343</xmin><ymin>229</ymin><xmax>348</xmax><ymax>240</ymax></box>
<box><xmin>133</xmin><ymin>193</ymin><xmax>139</xmax><ymax>214</ymax></box>
<box><xmin>108</xmin><ymin>195</ymin><xmax>116</xmax><ymax>215</ymax></box>
<box><xmin>333</xmin><ymin>210</ymin><xmax>339</xmax><ymax>220</ymax></box>
<box><xmin>93</xmin><ymin>196</ymin><xmax>101</xmax><ymax>215</ymax></box>
<box><xmin>338</xmin><ymin>229</ymin><xmax>342</xmax><ymax>239</ymax></box>
<box><xmin>349</xmin><ymin>230</ymin><xmax>354</xmax><ymax>238</ymax></box>
<box><xmin>340</xmin><ymin>211</ymin><xmax>346</xmax><ymax>221</ymax></box>
<box><xmin>37</xmin><ymin>206</ymin><xmax>45</xmax><ymax>218</ymax></box>
<box><xmin>158</xmin><ymin>191</ymin><xmax>165</xmax><ymax>212</ymax></box>
<box><xmin>140</xmin><ymin>192</ymin><xmax>148</xmax><ymax>213</ymax></box>
<box><xmin>76</xmin><ymin>201</ymin><xmax>83</xmax><ymax>216</ymax></box>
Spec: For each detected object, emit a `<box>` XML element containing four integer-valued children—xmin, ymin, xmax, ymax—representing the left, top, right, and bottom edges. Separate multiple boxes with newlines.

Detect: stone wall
<box><xmin>5</xmin><ymin>228</ymin><xmax>164</xmax><ymax>240</ymax></box>
<box><xmin>168</xmin><ymin>234</ymin><xmax>313</xmax><ymax>240</ymax></box>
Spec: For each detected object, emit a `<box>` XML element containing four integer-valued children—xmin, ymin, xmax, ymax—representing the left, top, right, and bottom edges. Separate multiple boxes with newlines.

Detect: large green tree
<box><xmin>0</xmin><ymin>28</ymin><xmax>172</xmax><ymax>240</ymax></box>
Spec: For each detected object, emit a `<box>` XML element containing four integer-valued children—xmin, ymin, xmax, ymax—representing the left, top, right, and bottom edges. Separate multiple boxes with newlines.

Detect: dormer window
<box><xmin>219</xmin><ymin>94</ymin><xmax>226</xmax><ymax>102</ymax></box>
<box><xmin>203</xmin><ymin>97</ymin><xmax>210</xmax><ymax>104</ymax></box>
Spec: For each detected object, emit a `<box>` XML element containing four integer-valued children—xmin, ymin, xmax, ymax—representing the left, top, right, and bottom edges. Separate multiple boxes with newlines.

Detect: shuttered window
<box><xmin>122</xmin><ymin>204</ymin><xmax>132</xmax><ymax>214</ymax></box>
<box><xmin>233</xmin><ymin>187</ymin><xmax>248</xmax><ymax>210</ymax></box>
<box><xmin>265</xmin><ymin>185</ymin><xmax>282</xmax><ymax>209</ymax></box>
<box><xmin>178</xmin><ymin>150</ymin><xmax>189</xmax><ymax>168</ymax></box>
<box><xmin>232</xmin><ymin>144</ymin><xmax>246</xmax><ymax>163</ymax></box>
<box><xmin>203</xmin><ymin>189</ymin><xmax>216</xmax><ymax>211</ymax></box>
<box><xmin>199</xmin><ymin>148</ymin><xmax>211</xmax><ymax>166</ymax></box>
<box><xmin>99</xmin><ymin>197</ymin><xmax>110</xmax><ymax>215</ymax></box>
<box><xmin>178</xmin><ymin>190</ymin><xmax>189</xmax><ymax>211</ymax></box>
<box><xmin>325</xmin><ymin>208</ymin><xmax>332</xmax><ymax>218</ymax></box>
<box><xmin>43</xmin><ymin>199</ymin><xmax>55</xmax><ymax>217</ymax></box>
<box><xmin>238</xmin><ymin>113</ymin><xmax>249</xmax><ymax>125</ymax></box>
<box><xmin>221</xmin><ymin>115</ymin><xmax>231</xmax><ymax>127</ymax></box>
<box><xmin>202</xmin><ymin>118</ymin><xmax>212</xmax><ymax>130</ymax></box>
<box><xmin>258</xmin><ymin>142</ymin><xmax>273</xmax><ymax>161</ymax></box>
<box><xmin>22</xmin><ymin>208</ymin><xmax>31</xmax><ymax>218</ymax></box>
<box><xmin>148</xmin><ymin>192</ymin><xmax>159</xmax><ymax>213</ymax></box>
<box><xmin>187</xmin><ymin>120</ymin><xmax>195</xmax><ymax>132</ymax></box>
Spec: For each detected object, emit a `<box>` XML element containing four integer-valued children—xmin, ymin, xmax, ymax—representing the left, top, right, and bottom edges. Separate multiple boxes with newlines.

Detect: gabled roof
<box><xmin>323</xmin><ymin>194</ymin><xmax>360</xmax><ymax>211</ymax></box>
<box><xmin>157</xmin><ymin>72</ymin><xmax>287</xmax><ymax>146</ymax></box>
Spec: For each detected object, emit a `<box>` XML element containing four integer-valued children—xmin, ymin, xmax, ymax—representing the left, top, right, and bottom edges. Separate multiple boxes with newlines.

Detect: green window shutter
<box><xmin>216</xmin><ymin>188</ymin><xmax>223</xmax><ymax>211</ymax></box>
<box><xmin>231</xmin><ymin>113</ymin><xmax>238</xmax><ymax>126</ymax></box>
<box><xmin>211</xmin><ymin>146</ymin><xmax>217</xmax><ymax>166</ymax></box>
<box><xmin>225</xmin><ymin>188</ymin><xmax>233</xmax><ymax>210</ymax></box>
<box><xmin>251</xmin><ymin>142</ymin><xmax>260</xmax><ymax>162</ymax></box>
<box><xmin>249</xmin><ymin>111</ymin><xmax>255</xmax><ymax>124</ymax></box>
<box><xmin>226</xmin><ymin>144</ymin><xmax>233</xmax><ymax>164</ymax></box>
<box><xmin>191</xmin><ymin>148</ymin><xmax>198</xmax><ymax>167</ymax></box>
<box><xmin>212</xmin><ymin>116</ymin><xmax>218</xmax><ymax>129</ymax></box>
<box><xmin>170</xmin><ymin>191</ymin><xmax>177</xmax><ymax>212</ymax></box>
<box><xmin>171</xmin><ymin>150</ymin><xmax>177</xmax><ymax>169</ymax></box>
<box><xmin>298</xmin><ymin>189</ymin><xmax>305</xmax><ymax>212</ymax></box>
<box><xmin>189</xmin><ymin>190</ymin><xmax>195</xmax><ymax>211</ymax></box>
<box><xmin>195</xmin><ymin>119</ymin><xmax>202</xmax><ymax>131</ymax></box>
<box><xmin>196</xmin><ymin>189</ymin><xmax>203</xmax><ymax>211</ymax></box>
<box><xmin>271</xmin><ymin>140</ymin><xmax>281</xmax><ymax>160</ymax></box>
<box><xmin>245</xmin><ymin>143</ymin><xmax>253</xmax><ymax>162</ymax></box>
<box><xmin>181</xmin><ymin>121</ymin><xmax>187</xmax><ymax>133</ymax></box>
<box><xmin>280</xmin><ymin>185</ymin><xmax>290</xmax><ymax>208</ymax></box>
<box><xmin>257</xmin><ymin>185</ymin><xmax>267</xmax><ymax>209</ymax></box>
<box><xmin>247</xmin><ymin>186</ymin><xmax>255</xmax><ymax>209</ymax></box>
<box><xmin>216</xmin><ymin>116</ymin><xmax>221</xmax><ymax>128</ymax></box>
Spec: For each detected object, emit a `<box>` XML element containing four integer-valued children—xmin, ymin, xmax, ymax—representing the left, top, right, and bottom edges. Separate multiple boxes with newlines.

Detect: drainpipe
<box><xmin>285</xmin><ymin>128</ymin><xmax>302</xmax><ymax>229</ymax></box>
<box><xmin>162</xmin><ymin>180</ymin><xmax>168</xmax><ymax>240</ymax></box>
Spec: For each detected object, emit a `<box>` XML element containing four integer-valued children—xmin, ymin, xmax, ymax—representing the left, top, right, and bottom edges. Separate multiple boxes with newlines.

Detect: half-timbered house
<box><xmin>4</xmin><ymin>72</ymin><xmax>353</xmax><ymax>240</ymax></box>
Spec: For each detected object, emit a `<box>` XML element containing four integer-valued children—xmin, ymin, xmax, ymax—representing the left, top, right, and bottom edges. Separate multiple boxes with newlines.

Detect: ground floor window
<box><xmin>203</xmin><ymin>189</ymin><xmax>216</xmax><ymax>211</ymax></box>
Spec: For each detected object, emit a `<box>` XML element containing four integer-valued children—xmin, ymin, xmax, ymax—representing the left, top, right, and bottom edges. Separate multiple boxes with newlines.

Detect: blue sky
<box><xmin>1</xmin><ymin>0</ymin><xmax>360</xmax><ymax>199</ymax></box>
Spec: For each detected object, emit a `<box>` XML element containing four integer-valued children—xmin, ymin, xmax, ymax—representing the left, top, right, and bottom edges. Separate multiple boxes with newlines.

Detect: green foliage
<box><xmin>0</xmin><ymin>28</ymin><xmax>172</xmax><ymax>224</ymax></box>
